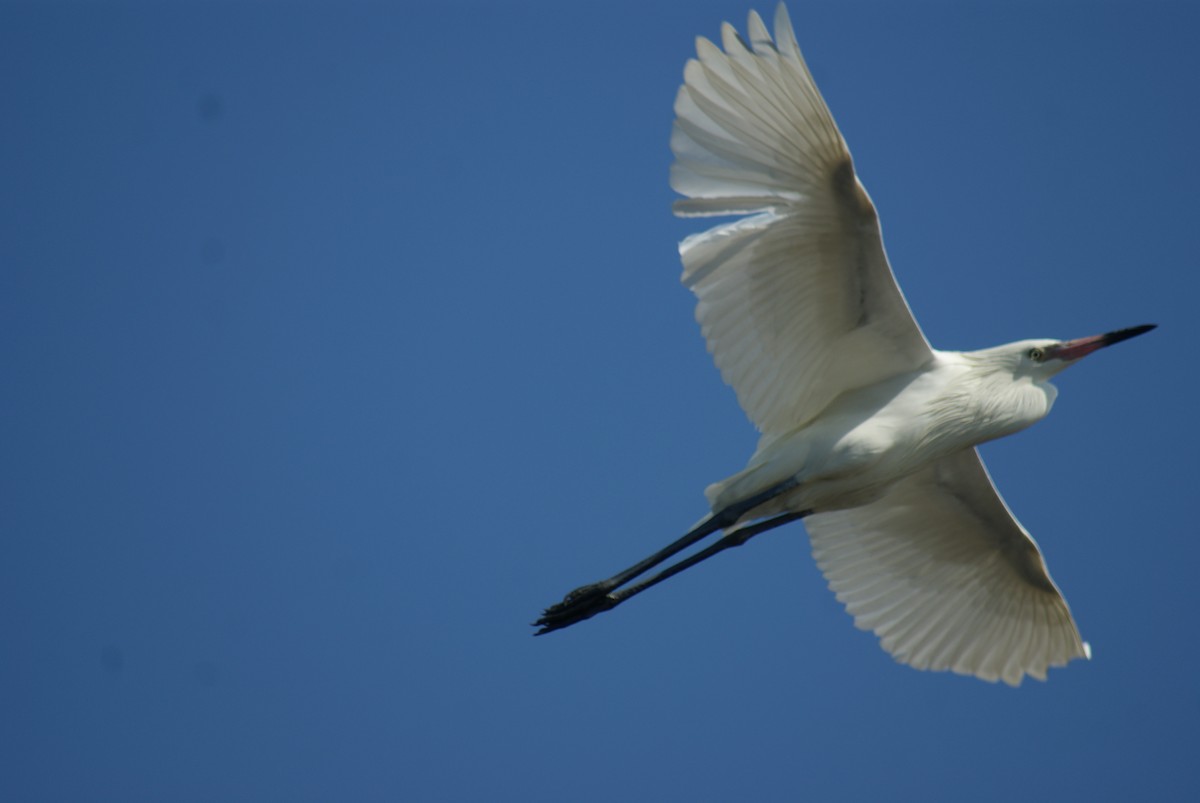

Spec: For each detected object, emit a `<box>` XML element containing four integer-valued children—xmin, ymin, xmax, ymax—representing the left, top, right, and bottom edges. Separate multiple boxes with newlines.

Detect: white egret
<box><xmin>534</xmin><ymin>4</ymin><xmax>1154</xmax><ymax>686</ymax></box>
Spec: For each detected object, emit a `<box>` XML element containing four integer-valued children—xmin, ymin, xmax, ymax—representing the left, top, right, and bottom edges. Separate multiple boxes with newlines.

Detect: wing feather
<box><xmin>804</xmin><ymin>448</ymin><xmax>1089</xmax><ymax>686</ymax></box>
<box><xmin>672</xmin><ymin>6</ymin><xmax>933</xmax><ymax>434</ymax></box>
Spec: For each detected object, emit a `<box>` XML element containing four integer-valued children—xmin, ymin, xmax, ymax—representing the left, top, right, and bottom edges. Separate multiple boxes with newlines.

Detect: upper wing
<box><xmin>672</xmin><ymin>5</ymin><xmax>933</xmax><ymax>436</ymax></box>
<box><xmin>804</xmin><ymin>448</ymin><xmax>1090</xmax><ymax>686</ymax></box>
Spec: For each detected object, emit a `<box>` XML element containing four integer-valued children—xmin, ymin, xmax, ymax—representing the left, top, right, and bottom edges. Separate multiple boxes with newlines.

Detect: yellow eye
<box><xmin>1028</xmin><ymin>347</ymin><xmax>1045</xmax><ymax>362</ymax></box>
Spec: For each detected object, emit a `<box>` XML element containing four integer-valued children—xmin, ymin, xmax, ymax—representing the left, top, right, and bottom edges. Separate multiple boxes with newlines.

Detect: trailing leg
<box><xmin>533</xmin><ymin>494</ymin><xmax>808</xmax><ymax>634</ymax></box>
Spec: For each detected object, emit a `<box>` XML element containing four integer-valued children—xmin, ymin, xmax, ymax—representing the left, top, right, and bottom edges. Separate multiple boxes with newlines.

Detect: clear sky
<box><xmin>3</xmin><ymin>1</ymin><xmax>1198</xmax><ymax>800</ymax></box>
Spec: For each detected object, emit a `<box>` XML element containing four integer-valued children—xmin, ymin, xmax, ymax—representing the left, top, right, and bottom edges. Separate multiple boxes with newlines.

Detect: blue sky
<box><xmin>3</xmin><ymin>1</ymin><xmax>1198</xmax><ymax>800</ymax></box>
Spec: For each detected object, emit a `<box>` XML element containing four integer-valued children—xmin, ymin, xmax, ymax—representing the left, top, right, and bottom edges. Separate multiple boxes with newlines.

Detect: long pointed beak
<box><xmin>1046</xmin><ymin>324</ymin><xmax>1157</xmax><ymax>362</ymax></box>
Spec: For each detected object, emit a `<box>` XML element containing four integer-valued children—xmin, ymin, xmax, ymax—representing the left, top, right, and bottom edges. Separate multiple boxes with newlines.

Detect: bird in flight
<box><xmin>534</xmin><ymin>4</ymin><xmax>1154</xmax><ymax>686</ymax></box>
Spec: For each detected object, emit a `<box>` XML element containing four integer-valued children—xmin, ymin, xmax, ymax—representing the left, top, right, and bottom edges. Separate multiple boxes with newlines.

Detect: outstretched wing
<box><xmin>672</xmin><ymin>5</ymin><xmax>933</xmax><ymax>436</ymax></box>
<box><xmin>804</xmin><ymin>448</ymin><xmax>1090</xmax><ymax>686</ymax></box>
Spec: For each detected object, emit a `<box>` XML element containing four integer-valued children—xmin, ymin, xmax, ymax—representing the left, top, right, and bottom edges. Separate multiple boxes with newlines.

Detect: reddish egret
<box><xmin>534</xmin><ymin>4</ymin><xmax>1154</xmax><ymax>686</ymax></box>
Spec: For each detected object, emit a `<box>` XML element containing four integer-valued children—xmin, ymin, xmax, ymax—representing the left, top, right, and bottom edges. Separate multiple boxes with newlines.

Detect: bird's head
<box><xmin>1005</xmin><ymin>324</ymin><xmax>1157</xmax><ymax>381</ymax></box>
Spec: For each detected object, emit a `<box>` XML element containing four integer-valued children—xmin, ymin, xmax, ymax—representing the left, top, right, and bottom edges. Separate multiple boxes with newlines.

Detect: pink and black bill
<box><xmin>1045</xmin><ymin>324</ymin><xmax>1157</xmax><ymax>362</ymax></box>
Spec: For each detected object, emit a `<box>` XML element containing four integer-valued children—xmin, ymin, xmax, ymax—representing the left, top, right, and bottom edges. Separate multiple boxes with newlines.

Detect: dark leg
<box><xmin>533</xmin><ymin>508</ymin><xmax>808</xmax><ymax>635</ymax></box>
<box><xmin>533</xmin><ymin>478</ymin><xmax>799</xmax><ymax>633</ymax></box>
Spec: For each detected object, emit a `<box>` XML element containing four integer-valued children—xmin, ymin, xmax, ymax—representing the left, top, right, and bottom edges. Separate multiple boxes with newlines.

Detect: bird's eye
<box><xmin>1028</xmin><ymin>347</ymin><xmax>1045</xmax><ymax>362</ymax></box>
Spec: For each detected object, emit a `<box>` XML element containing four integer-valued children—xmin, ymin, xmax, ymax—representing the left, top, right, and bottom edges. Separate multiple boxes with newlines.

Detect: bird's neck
<box><xmin>924</xmin><ymin>361</ymin><xmax>1057</xmax><ymax>452</ymax></box>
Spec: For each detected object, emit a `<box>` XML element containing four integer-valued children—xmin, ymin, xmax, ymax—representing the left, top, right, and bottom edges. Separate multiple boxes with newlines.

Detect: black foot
<box><xmin>533</xmin><ymin>581</ymin><xmax>620</xmax><ymax>635</ymax></box>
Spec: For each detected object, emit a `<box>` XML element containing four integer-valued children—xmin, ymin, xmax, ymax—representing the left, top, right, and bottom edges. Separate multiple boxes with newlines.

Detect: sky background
<box><xmin>3</xmin><ymin>1</ymin><xmax>1199</xmax><ymax>800</ymax></box>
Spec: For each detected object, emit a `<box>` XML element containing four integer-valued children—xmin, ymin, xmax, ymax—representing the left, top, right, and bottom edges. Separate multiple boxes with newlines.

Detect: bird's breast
<box><xmin>712</xmin><ymin>363</ymin><xmax>1055</xmax><ymax>518</ymax></box>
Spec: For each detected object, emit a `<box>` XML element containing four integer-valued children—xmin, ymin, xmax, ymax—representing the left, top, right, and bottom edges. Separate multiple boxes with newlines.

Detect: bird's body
<box><xmin>535</xmin><ymin>4</ymin><xmax>1154</xmax><ymax>686</ymax></box>
<box><xmin>706</xmin><ymin>344</ymin><xmax>1058</xmax><ymax>523</ymax></box>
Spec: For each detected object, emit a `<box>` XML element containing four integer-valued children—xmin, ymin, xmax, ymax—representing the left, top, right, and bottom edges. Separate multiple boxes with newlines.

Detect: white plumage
<box><xmin>536</xmin><ymin>4</ymin><xmax>1153</xmax><ymax>687</ymax></box>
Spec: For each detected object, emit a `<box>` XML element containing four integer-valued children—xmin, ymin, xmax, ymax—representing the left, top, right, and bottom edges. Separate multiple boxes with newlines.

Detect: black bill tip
<box><xmin>1102</xmin><ymin>324</ymin><xmax>1157</xmax><ymax>346</ymax></box>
